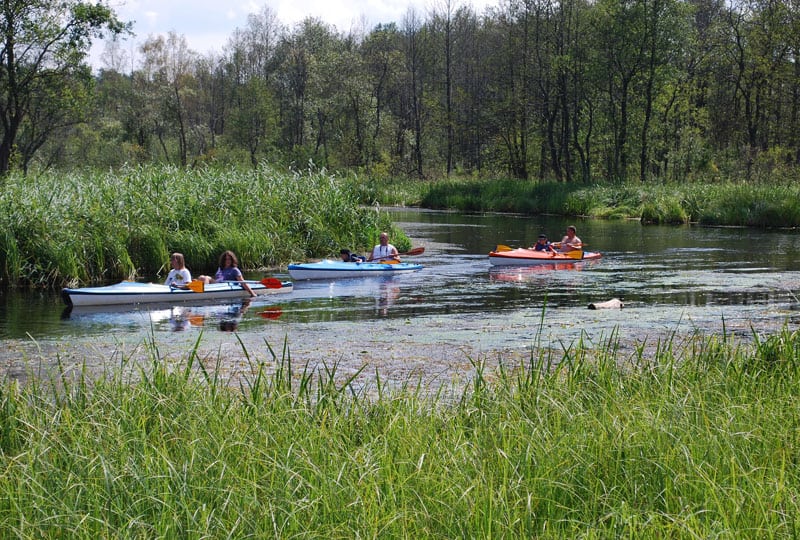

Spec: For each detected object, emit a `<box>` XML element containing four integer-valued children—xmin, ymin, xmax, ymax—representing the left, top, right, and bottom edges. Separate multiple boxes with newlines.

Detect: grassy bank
<box><xmin>1</xmin><ymin>328</ymin><xmax>799</xmax><ymax>537</ymax></box>
<box><xmin>356</xmin><ymin>177</ymin><xmax>800</xmax><ymax>228</ymax></box>
<box><xmin>0</xmin><ymin>165</ymin><xmax>409</xmax><ymax>289</ymax></box>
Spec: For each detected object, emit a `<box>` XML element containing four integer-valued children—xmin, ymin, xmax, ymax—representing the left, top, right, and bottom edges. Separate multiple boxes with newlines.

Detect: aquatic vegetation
<box><xmin>1</xmin><ymin>327</ymin><xmax>799</xmax><ymax>537</ymax></box>
<box><xmin>416</xmin><ymin>177</ymin><xmax>800</xmax><ymax>228</ymax></box>
<box><xmin>0</xmin><ymin>165</ymin><xmax>406</xmax><ymax>288</ymax></box>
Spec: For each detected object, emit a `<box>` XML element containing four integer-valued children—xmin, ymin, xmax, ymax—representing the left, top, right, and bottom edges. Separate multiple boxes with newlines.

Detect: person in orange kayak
<box><xmin>532</xmin><ymin>234</ymin><xmax>557</xmax><ymax>253</ymax></box>
<box><xmin>556</xmin><ymin>225</ymin><xmax>582</xmax><ymax>252</ymax></box>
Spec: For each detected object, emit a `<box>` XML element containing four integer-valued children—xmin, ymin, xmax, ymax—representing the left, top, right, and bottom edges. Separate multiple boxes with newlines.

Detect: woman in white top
<box><xmin>368</xmin><ymin>232</ymin><xmax>400</xmax><ymax>263</ymax></box>
<box><xmin>165</xmin><ymin>252</ymin><xmax>192</xmax><ymax>288</ymax></box>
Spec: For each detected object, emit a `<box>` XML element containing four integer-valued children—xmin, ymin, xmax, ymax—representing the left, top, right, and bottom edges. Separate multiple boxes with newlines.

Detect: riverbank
<box><xmin>3</xmin><ymin>207</ymin><xmax>799</xmax><ymax>536</ymax></box>
<box><xmin>5</xmin><ymin>167</ymin><xmax>799</xmax><ymax>290</ymax></box>
<box><xmin>2</xmin><ymin>323</ymin><xmax>799</xmax><ymax>537</ymax></box>
<box><xmin>0</xmin><ymin>165</ymin><xmax>410</xmax><ymax>289</ymax></box>
<box><xmin>349</xmin><ymin>176</ymin><xmax>800</xmax><ymax>228</ymax></box>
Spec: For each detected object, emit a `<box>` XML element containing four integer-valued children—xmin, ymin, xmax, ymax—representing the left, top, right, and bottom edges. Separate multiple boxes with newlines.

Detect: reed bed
<box><xmin>418</xmin><ymin>178</ymin><xmax>800</xmax><ymax>227</ymax></box>
<box><xmin>1</xmin><ymin>327</ymin><xmax>799</xmax><ymax>537</ymax></box>
<box><xmin>0</xmin><ymin>165</ymin><xmax>406</xmax><ymax>288</ymax></box>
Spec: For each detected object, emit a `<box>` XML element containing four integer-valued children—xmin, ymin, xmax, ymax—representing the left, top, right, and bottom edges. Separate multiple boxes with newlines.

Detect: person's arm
<box><xmin>564</xmin><ymin>238</ymin><xmax>582</xmax><ymax>250</ymax></box>
<box><xmin>234</xmin><ymin>269</ymin><xmax>256</xmax><ymax>296</ymax></box>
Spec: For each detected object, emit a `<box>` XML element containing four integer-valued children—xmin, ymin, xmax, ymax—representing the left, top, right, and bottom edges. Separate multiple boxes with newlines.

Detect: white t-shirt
<box><xmin>165</xmin><ymin>268</ymin><xmax>192</xmax><ymax>287</ymax></box>
<box><xmin>371</xmin><ymin>243</ymin><xmax>397</xmax><ymax>260</ymax></box>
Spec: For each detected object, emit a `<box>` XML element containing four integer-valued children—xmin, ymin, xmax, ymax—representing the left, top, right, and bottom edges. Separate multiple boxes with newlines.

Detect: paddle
<box><xmin>187</xmin><ymin>280</ymin><xmax>205</xmax><ymax>293</ymax></box>
<box><xmin>186</xmin><ymin>277</ymin><xmax>282</xmax><ymax>293</ymax></box>
<box><xmin>258</xmin><ymin>306</ymin><xmax>283</xmax><ymax>319</ymax></box>
<box><xmin>373</xmin><ymin>246</ymin><xmax>425</xmax><ymax>263</ymax></box>
<box><xmin>247</xmin><ymin>277</ymin><xmax>284</xmax><ymax>289</ymax></box>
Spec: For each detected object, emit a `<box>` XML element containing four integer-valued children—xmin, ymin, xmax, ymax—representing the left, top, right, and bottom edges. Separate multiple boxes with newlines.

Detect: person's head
<box><xmin>340</xmin><ymin>249</ymin><xmax>352</xmax><ymax>261</ymax></box>
<box><xmin>565</xmin><ymin>225</ymin><xmax>577</xmax><ymax>237</ymax></box>
<box><xmin>379</xmin><ymin>232</ymin><xmax>389</xmax><ymax>245</ymax></box>
<box><xmin>170</xmin><ymin>252</ymin><xmax>186</xmax><ymax>269</ymax></box>
<box><xmin>219</xmin><ymin>319</ymin><xmax>239</xmax><ymax>332</ymax></box>
<box><xmin>218</xmin><ymin>250</ymin><xmax>238</xmax><ymax>268</ymax></box>
<box><xmin>537</xmin><ymin>234</ymin><xmax>548</xmax><ymax>244</ymax></box>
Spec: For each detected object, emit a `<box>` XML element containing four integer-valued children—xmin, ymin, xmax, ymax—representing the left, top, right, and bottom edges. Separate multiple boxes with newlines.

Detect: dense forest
<box><xmin>3</xmin><ymin>0</ymin><xmax>800</xmax><ymax>183</ymax></box>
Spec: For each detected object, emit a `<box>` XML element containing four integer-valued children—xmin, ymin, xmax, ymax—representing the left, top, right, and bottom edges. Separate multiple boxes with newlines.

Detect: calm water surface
<box><xmin>2</xmin><ymin>209</ymin><xmax>800</xmax><ymax>368</ymax></box>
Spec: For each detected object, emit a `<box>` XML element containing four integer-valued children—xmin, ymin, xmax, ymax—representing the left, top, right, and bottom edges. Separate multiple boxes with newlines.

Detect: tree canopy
<box><xmin>9</xmin><ymin>0</ymin><xmax>800</xmax><ymax>183</ymax></box>
<box><xmin>0</xmin><ymin>0</ymin><xmax>127</xmax><ymax>176</ymax></box>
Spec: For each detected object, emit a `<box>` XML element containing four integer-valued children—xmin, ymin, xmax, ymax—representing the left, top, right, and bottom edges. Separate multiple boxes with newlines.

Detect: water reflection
<box><xmin>488</xmin><ymin>261</ymin><xmax>593</xmax><ymax>283</ymax></box>
<box><xmin>61</xmin><ymin>298</ymin><xmax>274</xmax><ymax>333</ymax></box>
<box><xmin>376</xmin><ymin>279</ymin><xmax>400</xmax><ymax>316</ymax></box>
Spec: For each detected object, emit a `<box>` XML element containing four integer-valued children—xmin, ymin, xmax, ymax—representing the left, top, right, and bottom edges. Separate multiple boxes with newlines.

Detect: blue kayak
<box><xmin>287</xmin><ymin>260</ymin><xmax>423</xmax><ymax>280</ymax></box>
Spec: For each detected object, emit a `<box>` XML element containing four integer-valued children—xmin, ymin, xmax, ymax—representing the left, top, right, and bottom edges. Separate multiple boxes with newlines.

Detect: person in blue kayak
<box><xmin>532</xmin><ymin>234</ymin><xmax>556</xmax><ymax>253</ymax></box>
<box><xmin>196</xmin><ymin>250</ymin><xmax>256</xmax><ymax>297</ymax></box>
<box><xmin>368</xmin><ymin>232</ymin><xmax>400</xmax><ymax>263</ymax></box>
<box><xmin>340</xmin><ymin>249</ymin><xmax>365</xmax><ymax>262</ymax></box>
<box><xmin>165</xmin><ymin>252</ymin><xmax>192</xmax><ymax>288</ymax></box>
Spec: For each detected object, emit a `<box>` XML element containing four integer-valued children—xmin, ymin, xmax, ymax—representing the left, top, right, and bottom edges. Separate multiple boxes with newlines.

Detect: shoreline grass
<box><xmin>4</xmin><ymin>166</ymin><xmax>800</xmax><ymax>289</ymax></box>
<box><xmin>358</xmin><ymin>176</ymin><xmax>800</xmax><ymax>228</ymax></box>
<box><xmin>0</xmin><ymin>165</ymin><xmax>410</xmax><ymax>289</ymax></box>
<box><xmin>1</xmin><ymin>327</ymin><xmax>799</xmax><ymax>537</ymax></box>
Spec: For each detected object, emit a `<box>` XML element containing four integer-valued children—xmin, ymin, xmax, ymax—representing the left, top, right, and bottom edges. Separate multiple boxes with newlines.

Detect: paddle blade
<box><xmin>495</xmin><ymin>245</ymin><xmax>513</xmax><ymax>252</ymax></box>
<box><xmin>404</xmin><ymin>247</ymin><xmax>425</xmax><ymax>256</ymax></box>
<box><xmin>187</xmin><ymin>280</ymin><xmax>204</xmax><ymax>293</ymax></box>
<box><xmin>188</xmin><ymin>315</ymin><xmax>205</xmax><ymax>326</ymax></box>
<box><xmin>258</xmin><ymin>306</ymin><xmax>283</xmax><ymax>319</ymax></box>
<box><xmin>566</xmin><ymin>250</ymin><xmax>584</xmax><ymax>260</ymax></box>
<box><xmin>260</xmin><ymin>277</ymin><xmax>284</xmax><ymax>289</ymax></box>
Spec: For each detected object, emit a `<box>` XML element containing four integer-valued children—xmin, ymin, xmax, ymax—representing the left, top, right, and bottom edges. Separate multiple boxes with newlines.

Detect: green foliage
<box><xmin>0</xmin><ymin>165</ymin><xmax>399</xmax><ymax>288</ymax></box>
<box><xmin>412</xmin><ymin>177</ymin><xmax>800</xmax><ymax>228</ymax></box>
<box><xmin>3</xmin><ymin>327</ymin><xmax>800</xmax><ymax>536</ymax></box>
<box><xmin>126</xmin><ymin>225</ymin><xmax>167</xmax><ymax>276</ymax></box>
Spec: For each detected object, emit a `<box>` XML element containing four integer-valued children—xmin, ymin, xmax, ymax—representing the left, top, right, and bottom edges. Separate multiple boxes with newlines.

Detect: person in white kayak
<box><xmin>164</xmin><ymin>252</ymin><xmax>192</xmax><ymax>289</ymax></box>
<box><xmin>196</xmin><ymin>250</ymin><xmax>256</xmax><ymax>297</ymax></box>
<box><xmin>367</xmin><ymin>232</ymin><xmax>400</xmax><ymax>263</ymax></box>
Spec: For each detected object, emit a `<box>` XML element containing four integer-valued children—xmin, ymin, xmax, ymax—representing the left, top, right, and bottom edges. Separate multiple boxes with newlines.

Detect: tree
<box><xmin>0</xmin><ymin>0</ymin><xmax>127</xmax><ymax>176</ymax></box>
<box><xmin>138</xmin><ymin>32</ymin><xmax>198</xmax><ymax>167</ymax></box>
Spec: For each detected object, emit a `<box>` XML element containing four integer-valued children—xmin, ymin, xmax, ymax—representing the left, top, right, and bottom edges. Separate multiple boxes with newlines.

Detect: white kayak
<box><xmin>61</xmin><ymin>279</ymin><xmax>293</xmax><ymax>307</ymax></box>
<box><xmin>287</xmin><ymin>259</ymin><xmax>423</xmax><ymax>280</ymax></box>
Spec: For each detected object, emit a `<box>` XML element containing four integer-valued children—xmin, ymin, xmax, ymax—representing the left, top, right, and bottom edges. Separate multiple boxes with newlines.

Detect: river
<box><xmin>2</xmin><ymin>209</ymin><xmax>799</xmax><ymax>388</ymax></box>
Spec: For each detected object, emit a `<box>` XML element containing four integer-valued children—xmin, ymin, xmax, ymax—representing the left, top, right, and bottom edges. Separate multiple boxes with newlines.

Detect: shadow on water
<box><xmin>3</xmin><ymin>208</ymin><xmax>800</xmax><ymax>341</ymax></box>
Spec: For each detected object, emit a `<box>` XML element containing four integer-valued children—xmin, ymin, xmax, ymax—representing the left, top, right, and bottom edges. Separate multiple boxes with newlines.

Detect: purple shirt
<box><xmin>214</xmin><ymin>266</ymin><xmax>243</xmax><ymax>282</ymax></box>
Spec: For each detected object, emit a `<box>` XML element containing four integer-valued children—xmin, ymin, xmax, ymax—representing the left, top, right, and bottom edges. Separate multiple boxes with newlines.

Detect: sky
<box><xmin>90</xmin><ymin>0</ymin><xmax>500</xmax><ymax>70</ymax></box>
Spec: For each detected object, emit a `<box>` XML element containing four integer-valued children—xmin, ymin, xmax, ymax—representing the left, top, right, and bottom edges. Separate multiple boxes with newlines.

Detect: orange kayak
<box><xmin>488</xmin><ymin>247</ymin><xmax>602</xmax><ymax>266</ymax></box>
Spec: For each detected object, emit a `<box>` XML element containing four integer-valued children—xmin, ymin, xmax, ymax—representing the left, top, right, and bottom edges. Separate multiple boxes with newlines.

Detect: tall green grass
<box><xmin>0</xmin><ymin>165</ymin><xmax>408</xmax><ymax>288</ymax></box>
<box><xmin>1</xmin><ymin>327</ymin><xmax>799</xmax><ymax>537</ymax></box>
<box><xmin>417</xmin><ymin>177</ymin><xmax>800</xmax><ymax>227</ymax></box>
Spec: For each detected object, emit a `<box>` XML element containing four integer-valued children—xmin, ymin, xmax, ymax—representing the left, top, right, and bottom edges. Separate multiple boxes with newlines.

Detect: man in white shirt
<box><xmin>368</xmin><ymin>232</ymin><xmax>400</xmax><ymax>263</ymax></box>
